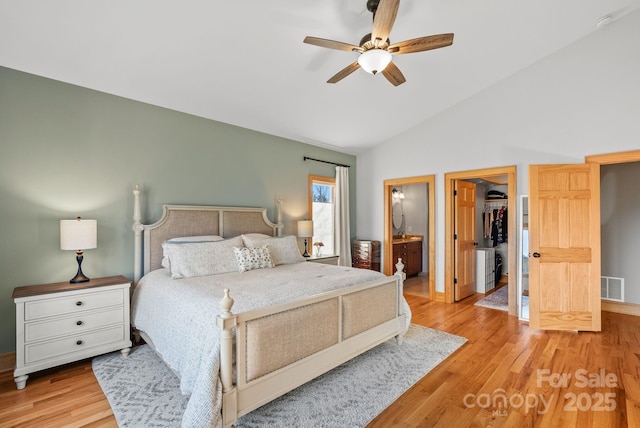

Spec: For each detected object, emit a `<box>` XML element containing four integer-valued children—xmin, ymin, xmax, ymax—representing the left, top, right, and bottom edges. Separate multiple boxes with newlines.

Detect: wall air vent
<box><xmin>601</xmin><ymin>276</ymin><xmax>624</xmax><ymax>302</ymax></box>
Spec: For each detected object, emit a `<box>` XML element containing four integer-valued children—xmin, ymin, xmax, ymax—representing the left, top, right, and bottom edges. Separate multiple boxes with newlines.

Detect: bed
<box><xmin>129</xmin><ymin>187</ymin><xmax>410</xmax><ymax>427</ymax></box>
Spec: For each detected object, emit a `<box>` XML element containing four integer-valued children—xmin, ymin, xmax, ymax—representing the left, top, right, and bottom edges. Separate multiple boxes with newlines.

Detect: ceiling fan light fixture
<box><xmin>357</xmin><ymin>49</ymin><xmax>392</xmax><ymax>75</ymax></box>
<box><xmin>304</xmin><ymin>0</ymin><xmax>452</xmax><ymax>85</ymax></box>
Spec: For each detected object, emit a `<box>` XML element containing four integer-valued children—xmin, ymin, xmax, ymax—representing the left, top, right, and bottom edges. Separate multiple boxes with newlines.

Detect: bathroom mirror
<box><xmin>392</xmin><ymin>202</ymin><xmax>403</xmax><ymax>229</ymax></box>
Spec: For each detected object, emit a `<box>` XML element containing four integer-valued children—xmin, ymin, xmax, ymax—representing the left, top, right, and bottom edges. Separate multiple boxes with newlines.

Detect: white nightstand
<box><xmin>13</xmin><ymin>275</ymin><xmax>132</xmax><ymax>389</ymax></box>
<box><xmin>306</xmin><ymin>254</ymin><xmax>339</xmax><ymax>265</ymax></box>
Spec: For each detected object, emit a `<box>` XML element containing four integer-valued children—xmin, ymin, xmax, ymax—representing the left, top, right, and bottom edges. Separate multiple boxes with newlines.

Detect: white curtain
<box><xmin>334</xmin><ymin>166</ymin><xmax>352</xmax><ymax>266</ymax></box>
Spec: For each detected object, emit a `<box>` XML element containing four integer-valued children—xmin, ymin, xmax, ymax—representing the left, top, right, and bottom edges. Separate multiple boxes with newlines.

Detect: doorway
<box><xmin>384</xmin><ymin>175</ymin><xmax>435</xmax><ymax>300</ymax></box>
<box><xmin>586</xmin><ymin>149</ymin><xmax>640</xmax><ymax>317</ymax></box>
<box><xmin>513</xmin><ymin>150</ymin><xmax>640</xmax><ymax>323</ymax></box>
<box><xmin>444</xmin><ymin>166</ymin><xmax>517</xmax><ymax>315</ymax></box>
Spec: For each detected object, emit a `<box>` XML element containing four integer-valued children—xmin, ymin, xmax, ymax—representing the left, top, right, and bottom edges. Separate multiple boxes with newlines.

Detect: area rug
<box><xmin>93</xmin><ymin>324</ymin><xmax>466</xmax><ymax>427</ymax></box>
<box><xmin>474</xmin><ymin>285</ymin><xmax>508</xmax><ymax>311</ymax></box>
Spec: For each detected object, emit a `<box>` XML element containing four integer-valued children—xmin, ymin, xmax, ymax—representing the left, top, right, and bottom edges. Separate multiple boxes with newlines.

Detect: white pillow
<box><xmin>162</xmin><ymin>236</ymin><xmax>243</xmax><ymax>279</ymax></box>
<box><xmin>233</xmin><ymin>246</ymin><xmax>274</xmax><ymax>273</ymax></box>
<box><xmin>161</xmin><ymin>235</ymin><xmax>224</xmax><ymax>268</ymax></box>
<box><xmin>242</xmin><ymin>234</ymin><xmax>305</xmax><ymax>265</ymax></box>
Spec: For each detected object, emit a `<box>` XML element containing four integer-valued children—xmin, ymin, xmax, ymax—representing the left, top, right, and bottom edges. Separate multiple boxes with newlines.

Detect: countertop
<box><xmin>392</xmin><ymin>235</ymin><xmax>423</xmax><ymax>244</ymax></box>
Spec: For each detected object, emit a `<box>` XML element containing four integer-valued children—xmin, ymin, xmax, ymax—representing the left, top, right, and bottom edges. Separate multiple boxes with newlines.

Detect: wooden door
<box><xmin>529</xmin><ymin>164</ymin><xmax>601</xmax><ymax>331</ymax></box>
<box><xmin>454</xmin><ymin>180</ymin><xmax>476</xmax><ymax>301</ymax></box>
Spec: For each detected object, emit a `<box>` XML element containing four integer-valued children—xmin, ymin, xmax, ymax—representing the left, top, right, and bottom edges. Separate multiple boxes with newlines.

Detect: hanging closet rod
<box><xmin>303</xmin><ymin>156</ymin><xmax>350</xmax><ymax>168</ymax></box>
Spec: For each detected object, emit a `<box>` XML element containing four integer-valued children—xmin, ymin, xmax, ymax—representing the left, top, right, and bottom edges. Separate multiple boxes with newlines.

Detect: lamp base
<box><xmin>70</xmin><ymin>252</ymin><xmax>90</xmax><ymax>283</ymax></box>
<box><xmin>70</xmin><ymin>272</ymin><xmax>90</xmax><ymax>284</ymax></box>
<box><xmin>302</xmin><ymin>238</ymin><xmax>311</xmax><ymax>258</ymax></box>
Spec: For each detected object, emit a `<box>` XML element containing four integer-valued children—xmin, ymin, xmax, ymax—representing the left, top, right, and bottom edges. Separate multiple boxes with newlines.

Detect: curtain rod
<box><xmin>303</xmin><ymin>156</ymin><xmax>350</xmax><ymax>168</ymax></box>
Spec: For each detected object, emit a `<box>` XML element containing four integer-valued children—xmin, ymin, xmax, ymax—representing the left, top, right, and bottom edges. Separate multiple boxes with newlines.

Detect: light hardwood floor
<box><xmin>403</xmin><ymin>274</ymin><xmax>430</xmax><ymax>298</ymax></box>
<box><xmin>1</xmin><ymin>291</ymin><xmax>639</xmax><ymax>427</ymax></box>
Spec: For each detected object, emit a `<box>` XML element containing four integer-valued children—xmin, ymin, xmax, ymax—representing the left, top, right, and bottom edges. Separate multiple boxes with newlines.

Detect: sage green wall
<box><xmin>0</xmin><ymin>66</ymin><xmax>356</xmax><ymax>353</ymax></box>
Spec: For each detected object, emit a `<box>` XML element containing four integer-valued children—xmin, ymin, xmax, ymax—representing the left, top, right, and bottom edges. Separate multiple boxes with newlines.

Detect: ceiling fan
<box><xmin>304</xmin><ymin>0</ymin><xmax>454</xmax><ymax>86</ymax></box>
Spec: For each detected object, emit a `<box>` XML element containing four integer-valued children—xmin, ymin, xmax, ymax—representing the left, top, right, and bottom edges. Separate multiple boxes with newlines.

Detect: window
<box><xmin>309</xmin><ymin>175</ymin><xmax>335</xmax><ymax>255</ymax></box>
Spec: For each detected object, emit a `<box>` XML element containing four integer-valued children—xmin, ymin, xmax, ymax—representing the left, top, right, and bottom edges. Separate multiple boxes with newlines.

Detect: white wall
<box><xmin>601</xmin><ymin>162</ymin><xmax>640</xmax><ymax>304</ymax></box>
<box><xmin>356</xmin><ymin>10</ymin><xmax>640</xmax><ymax>293</ymax></box>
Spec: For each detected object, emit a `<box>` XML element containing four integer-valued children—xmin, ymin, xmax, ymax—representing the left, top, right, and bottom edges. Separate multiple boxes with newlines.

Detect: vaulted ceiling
<box><xmin>1</xmin><ymin>0</ymin><xmax>639</xmax><ymax>154</ymax></box>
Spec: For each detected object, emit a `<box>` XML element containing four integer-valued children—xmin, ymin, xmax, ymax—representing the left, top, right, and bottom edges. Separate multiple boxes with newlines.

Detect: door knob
<box><xmin>532</xmin><ymin>252</ymin><xmax>541</xmax><ymax>258</ymax></box>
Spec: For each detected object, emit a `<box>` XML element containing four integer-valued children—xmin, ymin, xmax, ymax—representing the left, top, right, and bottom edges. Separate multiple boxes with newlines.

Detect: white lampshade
<box><xmin>60</xmin><ymin>218</ymin><xmax>97</xmax><ymax>250</ymax></box>
<box><xmin>358</xmin><ymin>49</ymin><xmax>392</xmax><ymax>75</ymax></box>
<box><xmin>297</xmin><ymin>220</ymin><xmax>314</xmax><ymax>238</ymax></box>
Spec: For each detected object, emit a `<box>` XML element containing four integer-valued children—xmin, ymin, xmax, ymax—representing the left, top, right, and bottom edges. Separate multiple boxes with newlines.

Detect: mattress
<box><xmin>131</xmin><ymin>262</ymin><xmax>411</xmax><ymax>427</ymax></box>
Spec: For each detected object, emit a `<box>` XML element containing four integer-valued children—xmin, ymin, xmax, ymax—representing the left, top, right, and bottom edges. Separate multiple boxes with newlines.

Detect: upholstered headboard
<box><xmin>132</xmin><ymin>187</ymin><xmax>280</xmax><ymax>282</ymax></box>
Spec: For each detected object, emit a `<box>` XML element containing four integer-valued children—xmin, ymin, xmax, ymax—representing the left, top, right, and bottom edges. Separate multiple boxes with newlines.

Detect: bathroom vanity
<box><xmin>392</xmin><ymin>236</ymin><xmax>423</xmax><ymax>277</ymax></box>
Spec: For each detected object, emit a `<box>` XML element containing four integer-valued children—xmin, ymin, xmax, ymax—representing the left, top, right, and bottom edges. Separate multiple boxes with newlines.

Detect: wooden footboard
<box><xmin>217</xmin><ymin>266</ymin><xmax>406</xmax><ymax>427</ymax></box>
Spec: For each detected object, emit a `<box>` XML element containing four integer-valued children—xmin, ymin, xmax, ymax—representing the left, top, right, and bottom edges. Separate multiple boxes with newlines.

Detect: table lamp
<box><xmin>60</xmin><ymin>217</ymin><xmax>97</xmax><ymax>283</ymax></box>
<box><xmin>297</xmin><ymin>220</ymin><xmax>314</xmax><ymax>258</ymax></box>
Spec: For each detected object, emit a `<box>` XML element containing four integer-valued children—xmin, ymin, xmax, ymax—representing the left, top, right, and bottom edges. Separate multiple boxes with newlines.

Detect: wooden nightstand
<box><xmin>13</xmin><ymin>275</ymin><xmax>132</xmax><ymax>389</ymax></box>
<box><xmin>306</xmin><ymin>254</ymin><xmax>339</xmax><ymax>265</ymax></box>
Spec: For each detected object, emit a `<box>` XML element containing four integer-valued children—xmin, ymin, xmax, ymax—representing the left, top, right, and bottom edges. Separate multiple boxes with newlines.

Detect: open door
<box><xmin>454</xmin><ymin>180</ymin><xmax>476</xmax><ymax>301</ymax></box>
<box><xmin>529</xmin><ymin>164</ymin><xmax>601</xmax><ymax>331</ymax></box>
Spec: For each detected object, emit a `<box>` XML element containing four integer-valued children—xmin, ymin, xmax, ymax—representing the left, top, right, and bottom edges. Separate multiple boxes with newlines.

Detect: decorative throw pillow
<box><xmin>161</xmin><ymin>235</ymin><xmax>224</xmax><ymax>269</ymax></box>
<box><xmin>233</xmin><ymin>246</ymin><xmax>274</xmax><ymax>273</ymax></box>
<box><xmin>241</xmin><ymin>234</ymin><xmax>305</xmax><ymax>265</ymax></box>
<box><xmin>162</xmin><ymin>236</ymin><xmax>243</xmax><ymax>279</ymax></box>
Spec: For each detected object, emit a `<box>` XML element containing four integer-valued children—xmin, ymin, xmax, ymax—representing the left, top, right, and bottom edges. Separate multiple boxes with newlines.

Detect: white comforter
<box><xmin>131</xmin><ymin>262</ymin><xmax>411</xmax><ymax>428</ymax></box>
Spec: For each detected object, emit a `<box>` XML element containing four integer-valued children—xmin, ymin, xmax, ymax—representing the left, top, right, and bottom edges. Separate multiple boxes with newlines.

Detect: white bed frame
<box><xmin>131</xmin><ymin>187</ymin><xmax>406</xmax><ymax>427</ymax></box>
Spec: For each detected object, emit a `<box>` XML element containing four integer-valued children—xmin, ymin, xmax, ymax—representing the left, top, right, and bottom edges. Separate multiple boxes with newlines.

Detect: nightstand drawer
<box><xmin>24</xmin><ymin>289</ymin><xmax>124</xmax><ymax>321</ymax></box>
<box><xmin>25</xmin><ymin>307</ymin><xmax>124</xmax><ymax>342</ymax></box>
<box><xmin>25</xmin><ymin>325</ymin><xmax>125</xmax><ymax>364</ymax></box>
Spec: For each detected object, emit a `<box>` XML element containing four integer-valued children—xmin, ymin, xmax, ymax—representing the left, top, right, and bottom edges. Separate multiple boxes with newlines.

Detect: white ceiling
<box><xmin>1</xmin><ymin>0</ymin><xmax>639</xmax><ymax>154</ymax></box>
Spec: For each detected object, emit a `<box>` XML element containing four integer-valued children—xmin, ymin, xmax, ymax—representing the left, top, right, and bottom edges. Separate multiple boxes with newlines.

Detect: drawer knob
<box><xmin>76</xmin><ymin>340</ymin><xmax>83</xmax><ymax>346</ymax></box>
<box><xmin>76</xmin><ymin>301</ymin><xmax>83</xmax><ymax>306</ymax></box>
<box><xmin>76</xmin><ymin>320</ymin><xmax>83</xmax><ymax>326</ymax></box>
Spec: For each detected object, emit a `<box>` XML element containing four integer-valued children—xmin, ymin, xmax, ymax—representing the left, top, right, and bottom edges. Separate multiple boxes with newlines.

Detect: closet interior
<box><xmin>463</xmin><ymin>178</ymin><xmax>509</xmax><ymax>295</ymax></box>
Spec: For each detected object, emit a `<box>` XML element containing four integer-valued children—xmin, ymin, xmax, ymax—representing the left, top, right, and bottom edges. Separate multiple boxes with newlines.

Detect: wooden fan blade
<box><xmin>371</xmin><ymin>0</ymin><xmax>399</xmax><ymax>48</ymax></box>
<box><xmin>327</xmin><ymin>61</ymin><xmax>361</xmax><ymax>84</ymax></box>
<box><xmin>388</xmin><ymin>33</ymin><xmax>454</xmax><ymax>55</ymax></box>
<box><xmin>381</xmin><ymin>61</ymin><xmax>406</xmax><ymax>86</ymax></box>
<box><xmin>304</xmin><ymin>36</ymin><xmax>363</xmax><ymax>52</ymax></box>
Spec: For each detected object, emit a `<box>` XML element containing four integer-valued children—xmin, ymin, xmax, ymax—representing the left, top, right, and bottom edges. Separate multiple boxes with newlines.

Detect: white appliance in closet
<box><xmin>476</xmin><ymin>248</ymin><xmax>496</xmax><ymax>293</ymax></box>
